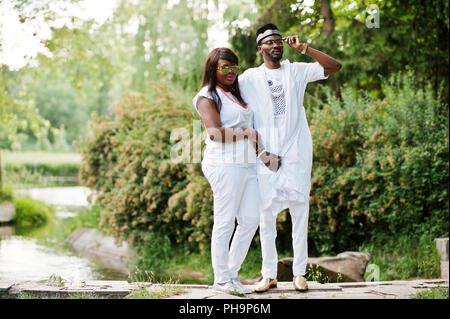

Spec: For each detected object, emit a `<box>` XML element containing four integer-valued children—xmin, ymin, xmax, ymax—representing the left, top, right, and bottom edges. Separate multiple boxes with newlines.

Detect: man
<box><xmin>238</xmin><ymin>23</ymin><xmax>341</xmax><ymax>292</ymax></box>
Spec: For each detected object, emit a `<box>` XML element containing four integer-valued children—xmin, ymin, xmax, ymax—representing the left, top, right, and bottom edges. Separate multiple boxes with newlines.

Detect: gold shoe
<box><xmin>254</xmin><ymin>278</ymin><xmax>278</xmax><ymax>293</ymax></box>
<box><xmin>293</xmin><ymin>276</ymin><xmax>308</xmax><ymax>291</ymax></box>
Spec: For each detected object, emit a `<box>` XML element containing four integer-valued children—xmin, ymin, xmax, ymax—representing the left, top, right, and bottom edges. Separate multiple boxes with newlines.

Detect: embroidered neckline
<box><xmin>263</xmin><ymin>64</ymin><xmax>284</xmax><ymax>98</ymax></box>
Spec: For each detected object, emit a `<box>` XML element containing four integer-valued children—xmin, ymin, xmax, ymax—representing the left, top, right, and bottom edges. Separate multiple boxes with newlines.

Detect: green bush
<box><xmin>13</xmin><ymin>197</ymin><xmax>54</xmax><ymax>228</ymax></box>
<box><xmin>0</xmin><ymin>186</ymin><xmax>13</xmax><ymax>202</ymax></box>
<box><xmin>304</xmin><ymin>72</ymin><xmax>449</xmax><ymax>255</ymax></box>
<box><xmin>78</xmin><ymin>82</ymin><xmax>212</xmax><ymax>251</ymax></box>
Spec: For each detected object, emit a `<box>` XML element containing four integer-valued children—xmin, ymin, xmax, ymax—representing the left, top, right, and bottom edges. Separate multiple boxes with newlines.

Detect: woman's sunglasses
<box><xmin>217</xmin><ymin>65</ymin><xmax>241</xmax><ymax>75</ymax></box>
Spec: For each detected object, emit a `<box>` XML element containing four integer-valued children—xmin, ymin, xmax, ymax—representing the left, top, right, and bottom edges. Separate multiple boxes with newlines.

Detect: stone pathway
<box><xmin>1</xmin><ymin>279</ymin><xmax>447</xmax><ymax>299</ymax></box>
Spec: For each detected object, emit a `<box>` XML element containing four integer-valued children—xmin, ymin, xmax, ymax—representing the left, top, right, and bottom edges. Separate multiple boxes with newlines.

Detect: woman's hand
<box><xmin>260</xmin><ymin>151</ymin><xmax>282</xmax><ymax>172</ymax></box>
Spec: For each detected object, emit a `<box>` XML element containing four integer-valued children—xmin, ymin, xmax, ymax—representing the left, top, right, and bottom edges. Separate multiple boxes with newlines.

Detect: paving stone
<box><xmin>268</xmin><ymin>281</ymin><xmax>342</xmax><ymax>292</ymax></box>
<box><xmin>167</xmin><ymin>288</ymin><xmax>219</xmax><ymax>299</ymax></box>
<box><xmin>337</xmin><ymin>281</ymin><xmax>393</xmax><ymax>288</ymax></box>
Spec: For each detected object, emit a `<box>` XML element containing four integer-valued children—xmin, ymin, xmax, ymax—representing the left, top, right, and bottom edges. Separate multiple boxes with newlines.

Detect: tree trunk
<box><xmin>321</xmin><ymin>0</ymin><xmax>334</xmax><ymax>37</ymax></box>
<box><xmin>252</xmin><ymin>0</ymin><xmax>282</xmax><ymax>33</ymax></box>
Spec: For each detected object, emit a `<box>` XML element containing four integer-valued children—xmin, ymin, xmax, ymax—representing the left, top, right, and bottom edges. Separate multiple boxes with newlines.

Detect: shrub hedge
<box><xmin>79</xmin><ymin>73</ymin><xmax>448</xmax><ymax>257</ymax></box>
<box><xmin>306</xmin><ymin>73</ymin><xmax>448</xmax><ymax>255</ymax></box>
<box><xmin>78</xmin><ymin>83</ymin><xmax>213</xmax><ymax>250</ymax></box>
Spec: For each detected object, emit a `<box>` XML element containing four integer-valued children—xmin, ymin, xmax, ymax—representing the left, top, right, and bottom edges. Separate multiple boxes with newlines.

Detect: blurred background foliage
<box><xmin>1</xmin><ymin>0</ymin><xmax>449</xmax><ymax>272</ymax></box>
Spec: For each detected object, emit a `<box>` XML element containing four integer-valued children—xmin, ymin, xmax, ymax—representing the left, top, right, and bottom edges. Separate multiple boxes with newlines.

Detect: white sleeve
<box><xmin>192</xmin><ymin>86</ymin><xmax>214</xmax><ymax>113</ymax></box>
<box><xmin>237</xmin><ymin>69</ymin><xmax>254</xmax><ymax>102</ymax></box>
<box><xmin>292</xmin><ymin>62</ymin><xmax>329</xmax><ymax>83</ymax></box>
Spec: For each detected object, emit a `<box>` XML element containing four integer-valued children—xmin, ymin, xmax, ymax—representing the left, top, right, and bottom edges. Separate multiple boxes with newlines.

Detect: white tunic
<box><xmin>192</xmin><ymin>86</ymin><xmax>256</xmax><ymax>166</ymax></box>
<box><xmin>239</xmin><ymin>60</ymin><xmax>328</xmax><ymax>214</ymax></box>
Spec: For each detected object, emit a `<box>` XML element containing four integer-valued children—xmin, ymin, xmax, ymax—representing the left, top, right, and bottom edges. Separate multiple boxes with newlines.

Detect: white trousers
<box><xmin>202</xmin><ymin>164</ymin><xmax>260</xmax><ymax>284</ymax></box>
<box><xmin>260</xmin><ymin>200</ymin><xmax>310</xmax><ymax>279</ymax></box>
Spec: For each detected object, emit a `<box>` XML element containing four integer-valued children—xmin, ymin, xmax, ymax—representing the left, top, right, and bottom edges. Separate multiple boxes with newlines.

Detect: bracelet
<box><xmin>301</xmin><ymin>44</ymin><xmax>308</xmax><ymax>54</ymax></box>
<box><xmin>257</xmin><ymin>148</ymin><xmax>266</xmax><ymax>158</ymax></box>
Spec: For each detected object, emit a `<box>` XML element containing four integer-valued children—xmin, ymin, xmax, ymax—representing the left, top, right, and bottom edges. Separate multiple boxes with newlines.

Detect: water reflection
<box><xmin>15</xmin><ymin>186</ymin><xmax>95</xmax><ymax>208</ymax></box>
<box><xmin>0</xmin><ymin>236</ymin><xmax>99</xmax><ymax>283</ymax></box>
<box><xmin>1</xmin><ymin>186</ymin><xmax>129</xmax><ymax>283</ymax></box>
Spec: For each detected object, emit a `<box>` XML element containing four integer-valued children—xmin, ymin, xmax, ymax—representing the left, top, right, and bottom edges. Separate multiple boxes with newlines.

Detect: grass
<box><xmin>124</xmin><ymin>273</ymin><xmax>185</xmax><ymax>299</ymax></box>
<box><xmin>1</xmin><ymin>150</ymin><xmax>81</xmax><ymax>165</ymax></box>
<box><xmin>1</xmin><ymin>150</ymin><xmax>81</xmax><ymax>186</ymax></box>
<box><xmin>360</xmin><ymin>232</ymin><xmax>441</xmax><ymax>281</ymax></box>
<box><xmin>0</xmin><ymin>185</ymin><xmax>13</xmax><ymax>202</ymax></box>
<box><xmin>125</xmin><ymin>284</ymin><xmax>185</xmax><ymax>299</ymax></box>
<box><xmin>410</xmin><ymin>287</ymin><xmax>449</xmax><ymax>299</ymax></box>
<box><xmin>17</xmin><ymin>292</ymin><xmax>107</xmax><ymax>299</ymax></box>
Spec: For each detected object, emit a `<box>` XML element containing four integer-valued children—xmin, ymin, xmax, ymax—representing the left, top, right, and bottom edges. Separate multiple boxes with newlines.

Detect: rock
<box><xmin>277</xmin><ymin>251</ymin><xmax>371</xmax><ymax>282</ymax></box>
<box><xmin>65</xmin><ymin>228</ymin><xmax>135</xmax><ymax>272</ymax></box>
<box><xmin>436</xmin><ymin>238</ymin><xmax>449</xmax><ymax>280</ymax></box>
<box><xmin>0</xmin><ymin>201</ymin><xmax>15</xmax><ymax>223</ymax></box>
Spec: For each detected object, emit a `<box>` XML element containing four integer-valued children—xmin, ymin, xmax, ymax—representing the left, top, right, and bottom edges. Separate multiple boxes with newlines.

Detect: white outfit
<box><xmin>193</xmin><ymin>86</ymin><xmax>256</xmax><ymax>167</ymax></box>
<box><xmin>193</xmin><ymin>86</ymin><xmax>259</xmax><ymax>284</ymax></box>
<box><xmin>239</xmin><ymin>61</ymin><xmax>328</xmax><ymax>278</ymax></box>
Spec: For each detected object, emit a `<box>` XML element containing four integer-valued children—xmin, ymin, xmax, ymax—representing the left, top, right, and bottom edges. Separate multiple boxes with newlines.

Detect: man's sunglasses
<box><xmin>260</xmin><ymin>39</ymin><xmax>284</xmax><ymax>46</ymax></box>
<box><xmin>217</xmin><ymin>65</ymin><xmax>241</xmax><ymax>75</ymax></box>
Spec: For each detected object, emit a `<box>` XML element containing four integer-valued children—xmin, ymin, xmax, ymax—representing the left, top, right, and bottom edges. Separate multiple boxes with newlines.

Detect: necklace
<box><xmin>263</xmin><ymin>64</ymin><xmax>284</xmax><ymax>98</ymax></box>
<box><xmin>216</xmin><ymin>86</ymin><xmax>247</xmax><ymax>109</ymax></box>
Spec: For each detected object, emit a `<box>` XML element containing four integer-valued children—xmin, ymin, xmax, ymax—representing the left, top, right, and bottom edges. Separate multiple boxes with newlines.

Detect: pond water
<box><xmin>0</xmin><ymin>186</ymin><xmax>129</xmax><ymax>283</ymax></box>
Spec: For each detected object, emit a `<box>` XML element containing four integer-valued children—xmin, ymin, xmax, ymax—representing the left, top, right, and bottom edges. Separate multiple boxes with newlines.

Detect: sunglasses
<box><xmin>260</xmin><ymin>39</ymin><xmax>284</xmax><ymax>46</ymax></box>
<box><xmin>217</xmin><ymin>65</ymin><xmax>241</xmax><ymax>75</ymax></box>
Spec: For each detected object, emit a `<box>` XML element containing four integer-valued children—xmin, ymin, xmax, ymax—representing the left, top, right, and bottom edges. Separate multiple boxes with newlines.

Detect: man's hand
<box><xmin>284</xmin><ymin>35</ymin><xmax>342</xmax><ymax>76</ymax></box>
<box><xmin>260</xmin><ymin>152</ymin><xmax>282</xmax><ymax>172</ymax></box>
<box><xmin>283</xmin><ymin>35</ymin><xmax>307</xmax><ymax>52</ymax></box>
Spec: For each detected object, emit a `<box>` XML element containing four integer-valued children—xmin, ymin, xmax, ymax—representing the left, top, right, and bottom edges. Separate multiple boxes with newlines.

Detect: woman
<box><xmin>193</xmin><ymin>48</ymin><xmax>279</xmax><ymax>294</ymax></box>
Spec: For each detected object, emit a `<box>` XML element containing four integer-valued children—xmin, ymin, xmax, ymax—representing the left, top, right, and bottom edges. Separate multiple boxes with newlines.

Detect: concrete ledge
<box><xmin>2</xmin><ymin>279</ymin><xmax>448</xmax><ymax>299</ymax></box>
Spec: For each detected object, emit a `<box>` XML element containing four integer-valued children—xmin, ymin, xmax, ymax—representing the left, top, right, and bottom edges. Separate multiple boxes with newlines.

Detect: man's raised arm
<box><xmin>284</xmin><ymin>35</ymin><xmax>342</xmax><ymax>76</ymax></box>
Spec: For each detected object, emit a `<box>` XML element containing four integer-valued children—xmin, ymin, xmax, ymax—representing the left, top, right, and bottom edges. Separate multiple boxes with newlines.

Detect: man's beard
<box><xmin>267</xmin><ymin>49</ymin><xmax>283</xmax><ymax>62</ymax></box>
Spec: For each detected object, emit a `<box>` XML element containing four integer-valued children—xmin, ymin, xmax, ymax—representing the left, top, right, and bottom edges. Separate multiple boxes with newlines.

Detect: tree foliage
<box><xmin>230</xmin><ymin>0</ymin><xmax>449</xmax><ymax>100</ymax></box>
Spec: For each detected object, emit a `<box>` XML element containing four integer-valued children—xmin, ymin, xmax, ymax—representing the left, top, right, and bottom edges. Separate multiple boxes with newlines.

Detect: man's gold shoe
<box><xmin>254</xmin><ymin>278</ymin><xmax>278</xmax><ymax>293</ymax></box>
<box><xmin>293</xmin><ymin>276</ymin><xmax>308</xmax><ymax>291</ymax></box>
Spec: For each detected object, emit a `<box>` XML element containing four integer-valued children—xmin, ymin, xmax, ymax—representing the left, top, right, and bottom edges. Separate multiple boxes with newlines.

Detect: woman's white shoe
<box><xmin>230</xmin><ymin>277</ymin><xmax>253</xmax><ymax>294</ymax></box>
<box><xmin>212</xmin><ymin>281</ymin><xmax>238</xmax><ymax>293</ymax></box>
